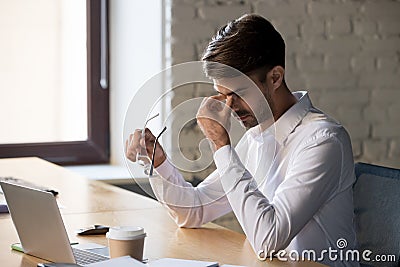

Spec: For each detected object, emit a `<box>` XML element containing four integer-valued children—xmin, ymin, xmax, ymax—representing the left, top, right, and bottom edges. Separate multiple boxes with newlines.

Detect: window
<box><xmin>0</xmin><ymin>0</ymin><xmax>109</xmax><ymax>165</ymax></box>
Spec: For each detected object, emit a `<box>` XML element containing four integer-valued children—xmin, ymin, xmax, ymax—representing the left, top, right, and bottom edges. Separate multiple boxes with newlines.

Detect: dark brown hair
<box><xmin>202</xmin><ymin>14</ymin><xmax>285</xmax><ymax>79</ymax></box>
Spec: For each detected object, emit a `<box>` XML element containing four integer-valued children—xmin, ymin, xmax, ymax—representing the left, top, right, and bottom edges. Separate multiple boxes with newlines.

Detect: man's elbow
<box><xmin>177</xmin><ymin>221</ymin><xmax>202</xmax><ymax>228</ymax></box>
<box><xmin>174</xmin><ymin>214</ymin><xmax>203</xmax><ymax>228</ymax></box>
<box><xmin>252</xmin><ymin>220</ymin><xmax>291</xmax><ymax>261</ymax></box>
<box><xmin>166</xmin><ymin>208</ymin><xmax>203</xmax><ymax>228</ymax></box>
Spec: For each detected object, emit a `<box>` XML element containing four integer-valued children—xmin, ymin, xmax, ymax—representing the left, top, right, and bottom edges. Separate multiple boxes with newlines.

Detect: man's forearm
<box><xmin>151</xmin><ymin>159</ymin><xmax>231</xmax><ymax>228</ymax></box>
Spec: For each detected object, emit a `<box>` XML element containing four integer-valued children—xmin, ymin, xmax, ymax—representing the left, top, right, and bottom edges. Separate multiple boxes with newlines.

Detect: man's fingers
<box><xmin>223</xmin><ymin>96</ymin><xmax>233</xmax><ymax>115</ymax></box>
<box><xmin>131</xmin><ymin>130</ymin><xmax>142</xmax><ymax>149</ymax></box>
<box><xmin>200</xmin><ymin>96</ymin><xmax>224</xmax><ymax>114</ymax></box>
<box><xmin>125</xmin><ymin>130</ymin><xmax>143</xmax><ymax>161</ymax></box>
<box><xmin>210</xmin><ymin>95</ymin><xmax>226</xmax><ymax>112</ymax></box>
<box><xmin>126</xmin><ymin>135</ymin><xmax>135</xmax><ymax>161</ymax></box>
<box><xmin>210</xmin><ymin>94</ymin><xmax>226</xmax><ymax>101</ymax></box>
<box><xmin>141</xmin><ymin>128</ymin><xmax>157</xmax><ymax>151</ymax></box>
<box><xmin>209</xmin><ymin>94</ymin><xmax>232</xmax><ymax>118</ymax></box>
<box><xmin>144</xmin><ymin>128</ymin><xmax>156</xmax><ymax>143</ymax></box>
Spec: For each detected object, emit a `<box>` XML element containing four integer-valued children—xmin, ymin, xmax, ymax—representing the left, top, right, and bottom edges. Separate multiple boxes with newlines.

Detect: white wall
<box><xmin>109</xmin><ymin>1</ymin><xmax>164</xmax><ymax>166</ymax></box>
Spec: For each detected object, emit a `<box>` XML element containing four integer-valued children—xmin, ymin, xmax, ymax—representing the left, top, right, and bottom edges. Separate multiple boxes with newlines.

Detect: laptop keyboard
<box><xmin>72</xmin><ymin>247</ymin><xmax>109</xmax><ymax>265</ymax></box>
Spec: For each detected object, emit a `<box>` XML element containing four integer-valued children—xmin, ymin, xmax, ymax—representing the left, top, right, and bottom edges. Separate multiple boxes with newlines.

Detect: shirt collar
<box><xmin>247</xmin><ymin>91</ymin><xmax>312</xmax><ymax>145</ymax></box>
<box><xmin>271</xmin><ymin>91</ymin><xmax>312</xmax><ymax>145</ymax></box>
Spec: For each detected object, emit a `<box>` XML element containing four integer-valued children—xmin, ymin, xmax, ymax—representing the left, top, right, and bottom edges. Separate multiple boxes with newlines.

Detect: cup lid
<box><xmin>106</xmin><ymin>226</ymin><xmax>145</xmax><ymax>240</ymax></box>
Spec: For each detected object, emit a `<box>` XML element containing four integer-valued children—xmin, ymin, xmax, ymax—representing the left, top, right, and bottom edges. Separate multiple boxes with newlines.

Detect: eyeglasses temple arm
<box><xmin>149</xmin><ymin>126</ymin><xmax>167</xmax><ymax>176</ymax></box>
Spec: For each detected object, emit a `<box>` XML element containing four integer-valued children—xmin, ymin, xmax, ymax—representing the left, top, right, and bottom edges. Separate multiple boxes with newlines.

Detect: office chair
<box><xmin>353</xmin><ymin>162</ymin><xmax>400</xmax><ymax>267</ymax></box>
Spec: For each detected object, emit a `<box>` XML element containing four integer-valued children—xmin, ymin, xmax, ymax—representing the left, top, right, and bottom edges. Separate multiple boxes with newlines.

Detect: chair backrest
<box><xmin>354</xmin><ymin>162</ymin><xmax>400</xmax><ymax>267</ymax></box>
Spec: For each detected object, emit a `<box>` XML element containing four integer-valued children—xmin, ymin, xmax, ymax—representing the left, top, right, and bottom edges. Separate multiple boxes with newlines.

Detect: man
<box><xmin>126</xmin><ymin>14</ymin><xmax>358</xmax><ymax>267</ymax></box>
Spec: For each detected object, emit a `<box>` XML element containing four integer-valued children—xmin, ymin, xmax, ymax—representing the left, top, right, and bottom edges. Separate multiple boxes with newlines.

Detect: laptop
<box><xmin>0</xmin><ymin>181</ymin><xmax>109</xmax><ymax>265</ymax></box>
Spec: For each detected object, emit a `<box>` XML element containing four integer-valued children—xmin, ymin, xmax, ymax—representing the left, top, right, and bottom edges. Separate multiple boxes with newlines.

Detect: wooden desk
<box><xmin>0</xmin><ymin>157</ymin><xmax>326</xmax><ymax>267</ymax></box>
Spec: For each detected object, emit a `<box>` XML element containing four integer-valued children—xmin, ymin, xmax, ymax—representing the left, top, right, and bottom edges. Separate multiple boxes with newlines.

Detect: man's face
<box><xmin>213</xmin><ymin>73</ymin><xmax>272</xmax><ymax>129</ymax></box>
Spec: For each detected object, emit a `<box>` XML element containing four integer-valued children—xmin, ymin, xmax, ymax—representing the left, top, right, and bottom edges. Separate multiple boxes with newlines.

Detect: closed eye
<box><xmin>214</xmin><ymin>86</ymin><xmax>249</xmax><ymax>98</ymax></box>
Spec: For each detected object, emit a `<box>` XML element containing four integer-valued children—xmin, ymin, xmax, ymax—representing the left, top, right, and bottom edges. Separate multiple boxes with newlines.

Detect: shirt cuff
<box><xmin>214</xmin><ymin>144</ymin><xmax>245</xmax><ymax>177</ymax></box>
<box><xmin>155</xmin><ymin>158</ymin><xmax>175</xmax><ymax>178</ymax></box>
<box><xmin>214</xmin><ymin>145</ymin><xmax>233</xmax><ymax>175</ymax></box>
<box><xmin>214</xmin><ymin>144</ymin><xmax>247</xmax><ymax>192</ymax></box>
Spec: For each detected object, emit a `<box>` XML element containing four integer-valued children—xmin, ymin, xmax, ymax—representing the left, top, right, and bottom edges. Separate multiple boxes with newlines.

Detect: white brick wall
<box><xmin>167</xmin><ymin>0</ymin><xmax>400</xmax><ymax>231</ymax></box>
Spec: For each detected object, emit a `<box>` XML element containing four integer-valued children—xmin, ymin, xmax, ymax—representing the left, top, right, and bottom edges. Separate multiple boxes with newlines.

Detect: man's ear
<box><xmin>271</xmin><ymin>66</ymin><xmax>285</xmax><ymax>91</ymax></box>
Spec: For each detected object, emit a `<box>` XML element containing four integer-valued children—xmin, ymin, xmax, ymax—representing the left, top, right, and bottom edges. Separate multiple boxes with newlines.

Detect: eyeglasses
<box><xmin>136</xmin><ymin>113</ymin><xmax>166</xmax><ymax>177</ymax></box>
<box><xmin>149</xmin><ymin>126</ymin><xmax>167</xmax><ymax>176</ymax></box>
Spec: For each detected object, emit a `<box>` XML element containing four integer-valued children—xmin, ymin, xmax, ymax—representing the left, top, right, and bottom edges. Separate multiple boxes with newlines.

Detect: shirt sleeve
<box><xmin>214</xmin><ymin>134</ymin><xmax>343</xmax><ymax>255</ymax></box>
<box><xmin>149</xmin><ymin>158</ymin><xmax>232</xmax><ymax>228</ymax></box>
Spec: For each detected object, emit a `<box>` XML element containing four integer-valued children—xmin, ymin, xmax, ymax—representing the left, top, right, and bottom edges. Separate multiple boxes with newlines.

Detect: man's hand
<box><xmin>125</xmin><ymin>128</ymin><xmax>166</xmax><ymax>168</ymax></box>
<box><xmin>196</xmin><ymin>95</ymin><xmax>233</xmax><ymax>151</ymax></box>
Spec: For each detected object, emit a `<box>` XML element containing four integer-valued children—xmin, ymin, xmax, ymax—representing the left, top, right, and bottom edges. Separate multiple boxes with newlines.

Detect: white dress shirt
<box><xmin>151</xmin><ymin>91</ymin><xmax>359</xmax><ymax>267</ymax></box>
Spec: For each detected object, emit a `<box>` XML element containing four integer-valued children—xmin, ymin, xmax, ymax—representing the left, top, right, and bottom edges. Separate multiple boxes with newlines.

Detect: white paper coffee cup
<box><xmin>106</xmin><ymin>226</ymin><xmax>146</xmax><ymax>260</ymax></box>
